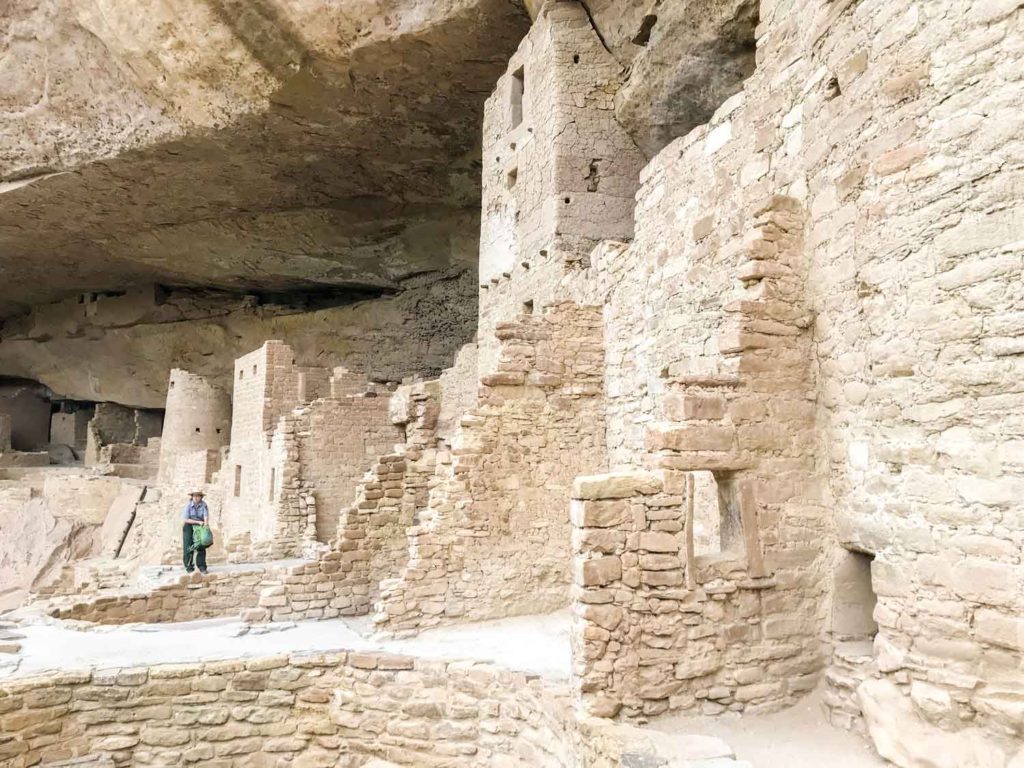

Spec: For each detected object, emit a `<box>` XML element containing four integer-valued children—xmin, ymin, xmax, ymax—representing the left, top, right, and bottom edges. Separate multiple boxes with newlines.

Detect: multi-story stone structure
<box><xmin>1</xmin><ymin>1</ymin><xmax>1021</xmax><ymax>766</ymax></box>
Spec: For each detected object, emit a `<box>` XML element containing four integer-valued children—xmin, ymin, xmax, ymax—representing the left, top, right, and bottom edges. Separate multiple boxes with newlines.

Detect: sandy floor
<box><xmin>650</xmin><ymin>689</ymin><xmax>887</xmax><ymax>767</ymax></box>
<box><xmin>6</xmin><ymin>610</ymin><xmax>571</xmax><ymax>681</ymax></box>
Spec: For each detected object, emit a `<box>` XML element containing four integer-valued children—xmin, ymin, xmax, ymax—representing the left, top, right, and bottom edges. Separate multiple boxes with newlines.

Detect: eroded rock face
<box><xmin>0</xmin><ymin>491</ymin><xmax>101</xmax><ymax>611</ymax></box>
<box><xmin>0</xmin><ymin>0</ymin><xmax>530</xmax><ymax>316</ymax></box>
<box><xmin>0</xmin><ymin>272</ymin><xmax>477</xmax><ymax>408</ymax></box>
<box><xmin>858</xmin><ymin>679</ymin><xmax>1022</xmax><ymax>768</ymax></box>
<box><xmin>566</xmin><ymin>0</ymin><xmax>759</xmax><ymax>157</ymax></box>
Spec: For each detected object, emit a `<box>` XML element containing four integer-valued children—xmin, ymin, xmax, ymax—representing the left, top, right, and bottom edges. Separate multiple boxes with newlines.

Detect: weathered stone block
<box><xmin>575</xmin><ymin>556</ymin><xmax>622</xmax><ymax>587</ymax></box>
<box><xmin>570</xmin><ymin>499</ymin><xmax>629</xmax><ymax>528</ymax></box>
<box><xmin>639</xmin><ymin>532</ymin><xmax>679</xmax><ymax>553</ymax></box>
<box><xmin>572</xmin><ymin>472</ymin><xmax>663</xmax><ymax>500</ymax></box>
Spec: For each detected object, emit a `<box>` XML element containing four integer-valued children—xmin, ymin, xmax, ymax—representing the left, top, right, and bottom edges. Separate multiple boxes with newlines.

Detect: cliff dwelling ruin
<box><xmin>0</xmin><ymin>0</ymin><xmax>1022</xmax><ymax>766</ymax></box>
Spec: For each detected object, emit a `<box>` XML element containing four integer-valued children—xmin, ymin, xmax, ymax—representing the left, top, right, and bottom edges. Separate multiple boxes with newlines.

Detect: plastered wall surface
<box><xmin>158</xmin><ymin>369</ymin><xmax>231</xmax><ymax>483</ymax></box>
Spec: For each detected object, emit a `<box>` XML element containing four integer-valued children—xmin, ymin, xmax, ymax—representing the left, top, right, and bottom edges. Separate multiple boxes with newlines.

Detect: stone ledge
<box><xmin>572</xmin><ymin>471</ymin><xmax>664</xmax><ymax>500</ymax></box>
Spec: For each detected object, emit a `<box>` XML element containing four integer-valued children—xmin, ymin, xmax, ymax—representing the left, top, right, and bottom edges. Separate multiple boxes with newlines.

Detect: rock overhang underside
<box><xmin>0</xmin><ymin>0</ymin><xmax>759</xmax><ymax>319</ymax></box>
<box><xmin>0</xmin><ymin>0</ymin><xmax>534</xmax><ymax>317</ymax></box>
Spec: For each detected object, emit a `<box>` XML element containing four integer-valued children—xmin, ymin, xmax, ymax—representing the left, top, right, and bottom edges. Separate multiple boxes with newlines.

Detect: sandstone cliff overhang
<box><xmin>0</xmin><ymin>0</ymin><xmax>531</xmax><ymax>317</ymax></box>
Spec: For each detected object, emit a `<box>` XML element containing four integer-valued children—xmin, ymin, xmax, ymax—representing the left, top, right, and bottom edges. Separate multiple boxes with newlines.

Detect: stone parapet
<box><xmin>0</xmin><ymin>652</ymin><xmax>573</xmax><ymax>768</ymax></box>
<box><xmin>44</xmin><ymin>564</ymin><xmax>294</xmax><ymax>626</ymax></box>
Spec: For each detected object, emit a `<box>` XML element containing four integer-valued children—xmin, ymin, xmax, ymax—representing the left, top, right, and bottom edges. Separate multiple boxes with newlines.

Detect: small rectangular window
<box><xmin>510</xmin><ymin>66</ymin><xmax>524</xmax><ymax>128</ymax></box>
<box><xmin>269</xmin><ymin>468</ymin><xmax>276</xmax><ymax>502</ymax></box>
<box><xmin>234</xmin><ymin>465</ymin><xmax>242</xmax><ymax>497</ymax></box>
<box><xmin>690</xmin><ymin>471</ymin><xmax>745</xmax><ymax>558</ymax></box>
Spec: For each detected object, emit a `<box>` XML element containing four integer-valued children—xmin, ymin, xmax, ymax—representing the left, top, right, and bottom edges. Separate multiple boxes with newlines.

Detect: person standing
<box><xmin>182</xmin><ymin>491</ymin><xmax>210</xmax><ymax>574</ymax></box>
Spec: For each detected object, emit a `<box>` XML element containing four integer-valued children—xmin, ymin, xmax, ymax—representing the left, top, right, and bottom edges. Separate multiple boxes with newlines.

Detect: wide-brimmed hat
<box><xmin>189</xmin><ymin>490</ymin><xmax>206</xmax><ymax>497</ymax></box>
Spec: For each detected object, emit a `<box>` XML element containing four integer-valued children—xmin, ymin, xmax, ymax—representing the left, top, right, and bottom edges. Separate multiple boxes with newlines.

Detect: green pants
<box><xmin>182</xmin><ymin>524</ymin><xmax>207</xmax><ymax>572</ymax></box>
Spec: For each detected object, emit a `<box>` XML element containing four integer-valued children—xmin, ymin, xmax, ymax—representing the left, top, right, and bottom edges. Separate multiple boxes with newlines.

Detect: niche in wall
<box><xmin>691</xmin><ymin>470</ymin><xmax>745</xmax><ymax>559</ymax></box>
<box><xmin>832</xmin><ymin>549</ymin><xmax>878</xmax><ymax>639</ymax></box>
<box><xmin>0</xmin><ymin>378</ymin><xmax>54</xmax><ymax>451</ymax></box>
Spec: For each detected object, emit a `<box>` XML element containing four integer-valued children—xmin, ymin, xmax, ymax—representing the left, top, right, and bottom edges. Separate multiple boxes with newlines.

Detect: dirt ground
<box><xmin>650</xmin><ymin>688</ymin><xmax>887</xmax><ymax>767</ymax></box>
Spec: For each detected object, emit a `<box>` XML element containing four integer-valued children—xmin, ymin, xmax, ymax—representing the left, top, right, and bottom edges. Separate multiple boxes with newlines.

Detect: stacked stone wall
<box><xmin>294</xmin><ymin>394</ymin><xmax>403</xmax><ymax>543</ymax></box>
<box><xmin>215</xmin><ymin>343</ymin><xmax>407</xmax><ymax>560</ymax></box>
<box><xmin>248</xmin><ymin>383</ymin><xmax>442</xmax><ymax>623</ymax></box>
<box><xmin>477</xmin><ymin>2</ymin><xmax>645</xmax><ymax>375</ymax></box>
<box><xmin>46</xmin><ymin>567</ymin><xmax>284</xmax><ymax>625</ymax></box>
<box><xmin>467</xmin><ymin>0</ymin><xmax>1024</xmax><ymax>752</ymax></box>
<box><xmin>570</xmin><ymin>471</ymin><xmax>808</xmax><ymax>720</ymax></box>
<box><xmin>85</xmin><ymin>404</ymin><xmax>164</xmax><ymax>468</ymax></box>
<box><xmin>372</xmin><ymin>301</ymin><xmax>607</xmax><ymax>635</ymax></box>
<box><xmin>217</xmin><ymin>343</ymin><xmax>334</xmax><ymax>558</ymax></box>
<box><xmin>0</xmin><ymin>653</ymin><xmax>573</xmax><ymax>768</ymax></box>
<box><xmin>585</xmin><ymin>0</ymin><xmax>1024</xmax><ymax>747</ymax></box>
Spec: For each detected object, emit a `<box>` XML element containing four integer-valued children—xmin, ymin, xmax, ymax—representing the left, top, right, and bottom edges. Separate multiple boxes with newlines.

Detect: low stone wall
<box><xmin>0</xmin><ymin>651</ymin><xmax>574</xmax><ymax>768</ymax></box>
<box><xmin>47</xmin><ymin>567</ymin><xmax>283</xmax><ymax>625</ymax></box>
<box><xmin>570</xmin><ymin>470</ymin><xmax>805</xmax><ymax>720</ymax></box>
<box><xmin>0</xmin><ymin>452</ymin><xmax>49</xmax><ymax>468</ymax></box>
<box><xmin>251</xmin><ymin>449</ymin><xmax>428</xmax><ymax>623</ymax></box>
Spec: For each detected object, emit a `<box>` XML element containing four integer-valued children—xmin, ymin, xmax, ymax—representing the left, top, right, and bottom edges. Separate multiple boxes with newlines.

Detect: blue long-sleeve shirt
<box><xmin>182</xmin><ymin>500</ymin><xmax>209</xmax><ymax>523</ymax></box>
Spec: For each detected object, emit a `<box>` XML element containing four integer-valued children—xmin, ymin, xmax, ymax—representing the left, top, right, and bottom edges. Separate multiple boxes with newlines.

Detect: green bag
<box><xmin>194</xmin><ymin>524</ymin><xmax>214</xmax><ymax>549</ymax></box>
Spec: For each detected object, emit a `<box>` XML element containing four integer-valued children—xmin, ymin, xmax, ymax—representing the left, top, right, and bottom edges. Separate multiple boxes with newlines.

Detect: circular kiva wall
<box><xmin>0</xmin><ymin>652</ymin><xmax>575</xmax><ymax>767</ymax></box>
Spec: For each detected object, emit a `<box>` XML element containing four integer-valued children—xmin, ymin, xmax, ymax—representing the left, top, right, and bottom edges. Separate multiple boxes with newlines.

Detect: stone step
<box><xmin>834</xmin><ymin>639</ymin><xmax>874</xmax><ymax>662</ymax></box>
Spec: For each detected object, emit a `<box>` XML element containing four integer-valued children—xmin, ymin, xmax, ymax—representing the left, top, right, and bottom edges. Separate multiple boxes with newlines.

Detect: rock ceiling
<box><xmin>0</xmin><ymin>0</ymin><xmax>531</xmax><ymax>317</ymax></box>
<box><xmin>0</xmin><ymin>0</ymin><xmax>756</xmax><ymax>319</ymax></box>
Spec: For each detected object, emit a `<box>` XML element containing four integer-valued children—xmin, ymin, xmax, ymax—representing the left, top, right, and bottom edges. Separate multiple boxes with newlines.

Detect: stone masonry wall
<box><xmin>0</xmin><ymin>652</ymin><xmax>573</xmax><ymax>768</ymax></box>
<box><xmin>437</xmin><ymin>343</ymin><xmax>479</xmax><ymax>444</ymax></box>
<box><xmin>157</xmin><ymin>369</ymin><xmax>230</xmax><ymax>483</ymax></box>
<box><xmin>247</xmin><ymin>382</ymin><xmax>443</xmax><ymax>623</ymax></box>
<box><xmin>566</xmin><ymin>195</ymin><xmax>825</xmax><ymax>718</ymax></box>
<box><xmin>294</xmin><ymin>393</ymin><xmax>403</xmax><ymax>543</ymax></box>
<box><xmin>44</xmin><ymin>566</ymin><xmax>292</xmax><ymax>625</ymax></box>
<box><xmin>218</xmin><ymin>342</ymin><xmax>334</xmax><ymax>558</ymax></box>
<box><xmin>570</xmin><ymin>470</ymin><xmax>807</xmax><ymax>720</ymax></box>
<box><xmin>372</xmin><ymin>301</ymin><xmax>607</xmax><ymax>635</ymax></box>
<box><xmin>464</xmin><ymin>0</ymin><xmax>1024</xmax><ymax>753</ymax></box>
<box><xmin>579</xmin><ymin>0</ymin><xmax>1024</xmax><ymax>753</ymax></box>
<box><xmin>476</xmin><ymin>1</ymin><xmax>645</xmax><ymax>376</ymax></box>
